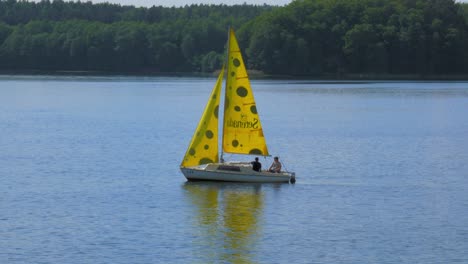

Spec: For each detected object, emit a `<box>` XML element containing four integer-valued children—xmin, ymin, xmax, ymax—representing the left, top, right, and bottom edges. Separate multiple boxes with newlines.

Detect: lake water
<box><xmin>1</xmin><ymin>76</ymin><xmax>468</xmax><ymax>263</ymax></box>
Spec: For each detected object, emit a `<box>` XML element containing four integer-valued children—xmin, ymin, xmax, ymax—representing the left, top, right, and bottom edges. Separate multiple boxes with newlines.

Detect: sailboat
<box><xmin>180</xmin><ymin>28</ymin><xmax>296</xmax><ymax>183</ymax></box>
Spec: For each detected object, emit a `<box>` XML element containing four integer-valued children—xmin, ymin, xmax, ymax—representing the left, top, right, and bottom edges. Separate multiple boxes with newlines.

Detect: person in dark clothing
<box><xmin>251</xmin><ymin>157</ymin><xmax>262</xmax><ymax>172</ymax></box>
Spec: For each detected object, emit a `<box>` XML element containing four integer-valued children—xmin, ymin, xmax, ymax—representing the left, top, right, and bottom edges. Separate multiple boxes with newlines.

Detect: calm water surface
<box><xmin>1</xmin><ymin>76</ymin><xmax>467</xmax><ymax>263</ymax></box>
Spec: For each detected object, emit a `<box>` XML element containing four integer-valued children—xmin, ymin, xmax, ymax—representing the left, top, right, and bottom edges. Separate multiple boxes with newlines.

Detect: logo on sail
<box><xmin>226</xmin><ymin>118</ymin><xmax>258</xmax><ymax>129</ymax></box>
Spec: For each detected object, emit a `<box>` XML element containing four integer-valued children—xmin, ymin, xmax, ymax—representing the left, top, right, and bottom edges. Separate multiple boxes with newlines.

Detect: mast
<box><xmin>220</xmin><ymin>26</ymin><xmax>231</xmax><ymax>163</ymax></box>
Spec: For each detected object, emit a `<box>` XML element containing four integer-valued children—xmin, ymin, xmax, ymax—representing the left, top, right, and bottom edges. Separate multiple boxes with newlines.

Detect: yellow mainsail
<box><xmin>222</xmin><ymin>29</ymin><xmax>269</xmax><ymax>156</ymax></box>
<box><xmin>181</xmin><ymin>66</ymin><xmax>224</xmax><ymax>167</ymax></box>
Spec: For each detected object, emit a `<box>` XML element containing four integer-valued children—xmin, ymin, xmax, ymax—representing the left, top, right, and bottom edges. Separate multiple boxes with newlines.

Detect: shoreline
<box><xmin>1</xmin><ymin>70</ymin><xmax>468</xmax><ymax>81</ymax></box>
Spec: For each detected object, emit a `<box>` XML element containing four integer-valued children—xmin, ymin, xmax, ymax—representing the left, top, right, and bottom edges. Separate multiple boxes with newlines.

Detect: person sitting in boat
<box><xmin>268</xmin><ymin>156</ymin><xmax>282</xmax><ymax>173</ymax></box>
<box><xmin>251</xmin><ymin>157</ymin><xmax>262</xmax><ymax>172</ymax></box>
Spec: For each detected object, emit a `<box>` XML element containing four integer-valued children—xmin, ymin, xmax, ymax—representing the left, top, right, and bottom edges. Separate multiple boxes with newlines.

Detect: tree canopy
<box><xmin>246</xmin><ymin>0</ymin><xmax>468</xmax><ymax>76</ymax></box>
<box><xmin>0</xmin><ymin>0</ymin><xmax>467</xmax><ymax>76</ymax></box>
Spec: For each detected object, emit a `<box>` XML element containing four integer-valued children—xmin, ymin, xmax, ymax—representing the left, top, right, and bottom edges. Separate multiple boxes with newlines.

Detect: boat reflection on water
<box><xmin>183</xmin><ymin>182</ymin><xmax>264</xmax><ymax>263</ymax></box>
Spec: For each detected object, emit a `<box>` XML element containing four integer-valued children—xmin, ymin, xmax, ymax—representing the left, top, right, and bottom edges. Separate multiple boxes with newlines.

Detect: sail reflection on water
<box><xmin>183</xmin><ymin>182</ymin><xmax>264</xmax><ymax>263</ymax></box>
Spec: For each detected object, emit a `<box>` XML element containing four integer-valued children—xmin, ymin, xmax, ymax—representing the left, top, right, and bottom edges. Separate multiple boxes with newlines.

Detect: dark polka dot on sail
<box><xmin>189</xmin><ymin>148</ymin><xmax>196</xmax><ymax>156</ymax></box>
<box><xmin>237</xmin><ymin>86</ymin><xmax>248</xmax><ymax>97</ymax></box>
<box><xmin>214</xmin><ymin>105</ymin><xmax>219</xmax><ymax>118</ymax></box>
<box><xmin>234</xmin><ymin>106</ymin><xmax>241</xmax><ymax>112</ymax></box>
<box><xmin>232</xmin><ymin>140</ymin><xmax>239</xmax><ymax>147</ymax></box>
<box><xmin>204</xmin><ymin>145</ymin><xmax>209</xmax><ymax>150</ymax></box>
<box><xmin>231</xmin><ymin>72</ymin><xmax>235</xmax><ymax>77</ymax></box>
<box><xmin>249</xmin><ymin>148</ymin><xmax>263</xmax><ymax>155</ymax></box>
<box><xmin>233</xmin><ymin>58</ymin><xmax>241</xmax><ymax>67</ymax></box>
<box><xmin>205</xmin><ymin>130</ymin><xmax>214</xmax><ymax>139</ymax></box>
<box><xmin>250</xmin><ymin>105</ymin><xmax>257</xmax><ymax>114</ymax></box>
<box><xmin>199</xmin><ymin>158</ymin><xmax>214</xmax><ymax>165</ymax></box>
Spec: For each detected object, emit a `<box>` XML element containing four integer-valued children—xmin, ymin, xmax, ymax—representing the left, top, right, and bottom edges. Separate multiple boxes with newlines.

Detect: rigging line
<box><xmin>220</xmin><ymin>26</ymin><xmax>231</xmax><ymax>162</ymax></box>
<box><xmin>280</xmin><ymin>156</ymin><xmax>290</xmax><ymax>173</ymax></box>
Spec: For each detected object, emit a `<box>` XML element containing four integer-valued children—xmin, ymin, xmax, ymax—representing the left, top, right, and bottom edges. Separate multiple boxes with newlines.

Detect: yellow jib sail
<box><xmin>223</xmin><ymin>29</ymin><xmax>269</xmax><ymax>156</ymax></box>
<box><xmin>181</xmin><ymin>66</ymin><xmax>224</xmax><ymax>167</ymax></box>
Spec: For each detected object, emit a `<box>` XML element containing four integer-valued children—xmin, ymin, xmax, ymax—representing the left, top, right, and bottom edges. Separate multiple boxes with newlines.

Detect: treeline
<box><xmin>0</xmin><ymin>20</ymin><xmax>232</xmax><ymax>72</ymax></box>
<box><xmin>0</xmin><ymin>0</ymin><xmax>272</xmax><ymax>25</ymax></box>
<box><xmin>0</xmin><ymin>0</ymin><xmax>468</xmax><ymax>76</ymax></box>
<box><xmin>246</xmin><ymin>0</ymin><xmax>468</xmax><ymax>76</ymax></box>
<box><xmin>0</xmin><ymin>0</ymin><xmax>275</xmax><ymax>72</ymax></box>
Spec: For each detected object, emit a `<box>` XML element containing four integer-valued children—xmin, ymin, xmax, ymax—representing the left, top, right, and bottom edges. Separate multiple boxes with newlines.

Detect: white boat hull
<box><xmin>181</xmin><ymin>163</ymin><xmax>295</xmax><ymax>183</ymax></box>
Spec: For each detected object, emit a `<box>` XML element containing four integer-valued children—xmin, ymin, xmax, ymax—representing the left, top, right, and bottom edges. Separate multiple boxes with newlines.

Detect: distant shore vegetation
<box><xmin>1</xmin><ymin>0</ymin><xmax>468</xmax><ymax>78</ymax></box>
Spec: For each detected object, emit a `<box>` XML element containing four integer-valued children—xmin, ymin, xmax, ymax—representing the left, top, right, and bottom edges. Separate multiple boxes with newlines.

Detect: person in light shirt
<box><xmin>268</xmin><ymin>156</ymin><xmax>282</xmax><ymax>173</ymax></box>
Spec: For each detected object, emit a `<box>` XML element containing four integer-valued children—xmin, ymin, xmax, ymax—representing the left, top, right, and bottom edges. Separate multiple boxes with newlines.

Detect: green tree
<box><xmin>200</xmin><ymin>51</ymin><xmax>223</xmax><ymax>72</ymax></box>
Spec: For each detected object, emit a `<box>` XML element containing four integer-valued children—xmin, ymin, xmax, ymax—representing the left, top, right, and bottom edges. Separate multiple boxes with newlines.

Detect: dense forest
<box><xmin>0</xmin><ymin>0</ymin><xmax>467</xmax><ymax>77</ymax></box>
